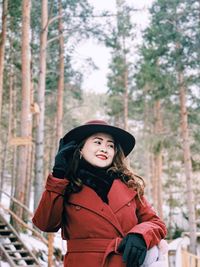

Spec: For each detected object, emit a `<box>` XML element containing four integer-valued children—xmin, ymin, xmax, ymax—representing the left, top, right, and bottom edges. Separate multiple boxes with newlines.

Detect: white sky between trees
<box><xmin>74</xmin><ymin>0</ymin><xmax>154</xmax><ymax>94</ymax></box>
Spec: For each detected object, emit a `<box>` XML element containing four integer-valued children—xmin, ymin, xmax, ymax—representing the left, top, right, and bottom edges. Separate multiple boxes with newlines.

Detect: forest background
<box><xmin>0</xmin><ymin>0</ymin><xmax>200</xmax><ymax>259</ymax></box>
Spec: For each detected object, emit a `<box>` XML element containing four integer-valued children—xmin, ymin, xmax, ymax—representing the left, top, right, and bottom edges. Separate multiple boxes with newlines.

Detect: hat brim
<box><xmin>63</xmin><ymin>124</ymin><xmax>135</xmax><ymax>156</ymax></box>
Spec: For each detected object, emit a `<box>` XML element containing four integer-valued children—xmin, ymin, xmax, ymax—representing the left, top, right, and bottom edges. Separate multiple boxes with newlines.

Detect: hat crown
<box><xmin>84</xmin><ymin>120</ymin><xmax>109</xmax><ymax>126</ymax></box>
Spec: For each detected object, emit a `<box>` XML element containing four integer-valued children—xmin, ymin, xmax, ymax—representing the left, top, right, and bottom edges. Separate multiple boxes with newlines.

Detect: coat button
<box><xmin>127</xmin><ymin>202</ymin><xmax>131</xmax><ymax>207</ymax></box>
<box><xmin>75</xmin><ymin>205</ymin><xmax>81</xmax><ymax>210</ymax></box>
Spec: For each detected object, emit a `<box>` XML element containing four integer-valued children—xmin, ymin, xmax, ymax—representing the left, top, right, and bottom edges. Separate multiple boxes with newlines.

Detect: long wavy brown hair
<box><xmin>65</xmin><ymin>138</ymin><xmax>145</xmax><ymax>200</ymax></box>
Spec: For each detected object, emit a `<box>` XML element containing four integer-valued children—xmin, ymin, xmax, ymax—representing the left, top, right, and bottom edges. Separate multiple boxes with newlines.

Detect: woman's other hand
<box><xmin>118</xmin><ymin>233</ymin><xmax>147</xmax><ymax>267</ymax></box>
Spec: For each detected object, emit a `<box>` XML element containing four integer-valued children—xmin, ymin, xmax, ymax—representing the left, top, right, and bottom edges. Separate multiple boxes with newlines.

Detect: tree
<box><xmin>13</xmin><ymin>0</ymin><xmax>32</xmax><ymax>223</ymax></box>
<box><xmin>0</xmin><ymin>0</ymin><xmax>8</xmax><ymax>126</ymax></box>
<box><xmin>34</xmin><ymin>0</ymin><xmax>48</xmax><ymax>210</ymax></box>
<box><xmin>56</xmin><ymin>0</ymin><xmax>64</xmax><ymax>142</ymax></box>
<box><xmin>105</xmin><ymin>0</ymin><xmax>136</xmax><ymax>130</ymax></box>
<box><xmin>34</xmin><ymin>0</ymin><xmax>95</xmax><ymax>210</ymax></box>
<box><xmin>136</xmin><ymin>0</ymin><xmax>200</xmax><ymax>253</ymax></box>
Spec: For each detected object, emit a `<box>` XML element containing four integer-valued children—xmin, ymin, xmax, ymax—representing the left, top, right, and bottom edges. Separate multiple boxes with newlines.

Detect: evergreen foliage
<box><xmin>135</xmin><ymin>0</ymin><xmax>200</xmax><ymax>244</ymax></box>
<box><xmin>0</xmin><ymin>0</ymin><xmax>199</xmax><ymax>257</ymax></box>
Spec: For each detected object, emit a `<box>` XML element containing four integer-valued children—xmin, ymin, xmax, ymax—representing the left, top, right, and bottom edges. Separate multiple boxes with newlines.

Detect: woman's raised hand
<box><xmin>52</xmin><ymin>139</ymin><xmax>77</xmax><ymax>178</ymax></box>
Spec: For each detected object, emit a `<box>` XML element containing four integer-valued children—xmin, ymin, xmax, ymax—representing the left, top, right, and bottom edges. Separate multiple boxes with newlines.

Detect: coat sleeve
<box><xmin>32</xmin><ymin>174</ymin><xmax>69</xmax><ymax>232</ymax></box>
<box><xmin>127</xmin><ymin>195</ymin><xmax>167</xmax><ymax>249</ymax></box>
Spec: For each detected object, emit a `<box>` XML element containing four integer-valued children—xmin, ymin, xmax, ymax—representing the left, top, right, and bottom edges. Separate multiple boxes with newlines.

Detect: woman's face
<box><xmin>80</xmin><ymin>132</ymin><xmax>115</xmax><ymax>168</ymax></box>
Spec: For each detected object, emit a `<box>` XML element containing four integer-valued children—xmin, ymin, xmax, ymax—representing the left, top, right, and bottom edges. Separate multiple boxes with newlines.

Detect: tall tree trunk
<box><xmin>143</xmin><ymin>85</ymin><xmax>151</xmax><ymax>201</ymax></box>
<box><xmin>56</xmin><ymin>0</ymin><xmax>65</xmax><ymax>142</ymax></box>
<box><xmin>7</xmin><ymin>16</ymin><xmax>17</xmax><ymax>199</ymax></box>
<box><xmin>154</xmin><ymin>153</ymin><xmax>163</xmax><ymax>218</ymax></box>
<box><xmin>11</xmin><ymin>76</ymin><xmax>17</xmax><ymax>198</ymax></box>
<box><xmin>116</xmin><ymin>0</ymin><xmax>129</xmax><ymax>130</ymax></box>
<box><xmin>0</xmin><ymin>57</ymin><xmax>14</xmax><ymax>201</ymax></box>
<box><xmin>0</xmin><ymin>0</ymin><xmax>8</xmax><ymax>126</ymax></box>
<box><xmin>0</xmin><ymin>0</ymin><xmax>8</xmax><ymax>198</ymax></box>
<box><xmin>48</xmin><ymin>233</ymin><xmax>54</xmax><ymax>267</ymax></box>
<box><xmin>150</xmin><ymin>150</ymin><xmax>156</xmax><ymax>202</ymax></box>
<box><xmin>34</xmin><ymin>0</ymin><xmax>48</xmax><ymax>210</ymax></box>
<box><xmin>14</xmin><ymin>0</ymin><xmax>32</xmax><ymax>223</ymax></box>
<box><xmin>123</xmin><ymin>37</ymin><xmax>128</xmax><ymax>131</ymax></box>
<box><xmin>152</xmin><ymin>100</ymin><xmax>163</xmax><ymax>219</ymax></box>
<box><xmin>23</xmin><ymin>32</ymin><xmax>35</xmax><ymax>221</ymax></box>
<box><xmin>123</xmin><ymin>64</ymin><xmax>128</xmax><ymax>131</ymax></box>
<box><xmin>178</xmin><ymin>71</ymin><xmax>196</xmax><ymax>254</ymax></box>
<box><xmin>47</xmin><ymin>2</ymin><xmax>65</xmax><ymax>266</ymax></box>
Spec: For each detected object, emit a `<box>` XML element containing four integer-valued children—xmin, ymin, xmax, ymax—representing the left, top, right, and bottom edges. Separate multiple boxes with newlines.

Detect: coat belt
<box><xmin>67</xmin><ymin>237</ymin><xmax>122</xmax><ymax>267</ymax></box>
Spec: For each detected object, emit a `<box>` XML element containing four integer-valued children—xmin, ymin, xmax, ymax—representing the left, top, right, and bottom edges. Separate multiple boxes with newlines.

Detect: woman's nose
<box><xmin>100</xmin><ymin>147</ymin><xmax>107</xmax><ymax>153</ymax></box>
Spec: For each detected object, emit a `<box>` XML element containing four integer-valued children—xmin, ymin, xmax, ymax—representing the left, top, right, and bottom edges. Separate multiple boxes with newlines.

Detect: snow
<box><xmin>20</xmin><ymin>233</ymin><xmax>48</xmax><ymax>252</ymax></box>
<box><xmin>168</xmin><ymin>237</ymin><xmax>190</xmax><ymax>251</ymax></box>
<box><xmin>0</xmin><ymin>184</ymin><xmax>66</xmax><ymax>266</ymax></box>
<box><xmin>20</xmin><ymin>231</ymin><xmax>67</xmax><ymax>255</ymax></box>
<box><xmin>0</xmin><ymin>262</ymin><xmax>10</xmax><ymax>267</ymax></box>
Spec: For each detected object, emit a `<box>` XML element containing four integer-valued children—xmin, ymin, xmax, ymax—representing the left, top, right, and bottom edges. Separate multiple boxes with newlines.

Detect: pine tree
<box><xmin>34</xmin><ymin>0</ymin><xmax>48</xmax><ymax>210</ymax></box>
<box><xmin>13</xmin><ymin>0</ymin><xmax>32</xmax><ymax>227</ymax></box>
<box><xmin>105</xmin><ymin>0</ymin><xmax>136</xmax><ymax>130</ymax></box>
<box><xmin>136</xmin><ymin>0</ymin><xmax>200</xmax><ymax>253</ymax></box>
<box><xmin>0</xmin><ymin>0</ymin><xmax>8</xmax><ymax>126</ymax></box>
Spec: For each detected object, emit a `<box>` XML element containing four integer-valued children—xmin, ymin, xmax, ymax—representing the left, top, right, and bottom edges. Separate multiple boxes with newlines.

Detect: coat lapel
<box><xmin>108</xmin><ymin>179</ymin><xmax>137</xmax><ymax>213</ymax></box>
<box><xmin>68</xmin><ymin>185</ymin><xmax>125</xmax><ymax>235</ymax></box>
<box><xmin>67</xmin><ymin>180</ymin><xmax>137</xmax><ymax>236</ymax></box>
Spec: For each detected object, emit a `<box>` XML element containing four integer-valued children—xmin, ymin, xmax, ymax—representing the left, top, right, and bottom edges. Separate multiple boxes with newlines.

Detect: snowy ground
<box><xmin>0</xmin><ymin>261</ymin><xmax>10</xmax><ymax>267</ymax></box>
<box><xmin>0</xmin><ymin>182</ymin><xmax>66</xmax><ymax>266</ymax></box>
<box><xmin>0</xmin><ymin>216</ymin><xmax>66</xmax><ymax>266</ymax></box>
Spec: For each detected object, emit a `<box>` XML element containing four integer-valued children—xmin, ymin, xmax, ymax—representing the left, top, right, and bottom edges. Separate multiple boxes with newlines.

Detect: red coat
<box><xmin>33</xmin><ymin>175</ymin><xmax>167</xmax><ymax>267</ymax></box>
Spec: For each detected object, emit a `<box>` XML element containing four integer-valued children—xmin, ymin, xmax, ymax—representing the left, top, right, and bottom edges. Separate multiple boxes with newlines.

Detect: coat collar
<box><xmin>108</xmin><ymin>179</ymin><xmax>137</xmax><ymax>212</ymax></box>
<box><xmin>67</xmin><ymin>179</ymin><xmax>137</xmax><ymax>236</ymax></box>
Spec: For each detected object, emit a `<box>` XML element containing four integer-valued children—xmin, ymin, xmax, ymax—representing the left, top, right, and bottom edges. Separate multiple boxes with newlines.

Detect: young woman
<box><xmin>33</xmin><ymin>120</ymin><xmax>167</xmax><ymax>267</ymax></box>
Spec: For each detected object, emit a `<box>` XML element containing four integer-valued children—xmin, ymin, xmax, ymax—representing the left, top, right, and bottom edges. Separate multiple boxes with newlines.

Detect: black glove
<box><xmin>52</xmin><ymin>139</ymin><xmax>77</xmax><ymax>178</ymax></box>
<box><xmin>118</xmin><ymin>233</ymin><xmax>147</xmax><ymax>267</ymax></box>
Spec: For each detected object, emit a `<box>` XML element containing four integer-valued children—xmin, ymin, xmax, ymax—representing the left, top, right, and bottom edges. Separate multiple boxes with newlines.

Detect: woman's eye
<box><xmin>94</xmin><ymin>140</ymin><xmax>101</xmax><ymax>145</ymax></box>
<box><xmin>108</xmin><ymin>144</ymin><xmax>114</xmax><ymax>149</ymax></box>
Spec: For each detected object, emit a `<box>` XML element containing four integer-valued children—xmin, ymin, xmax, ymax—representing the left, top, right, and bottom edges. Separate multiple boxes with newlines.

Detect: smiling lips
<box><xmin>96</xmin><ymin>154</ymin><xmax>108</xmax><ymax>160</ymax></box>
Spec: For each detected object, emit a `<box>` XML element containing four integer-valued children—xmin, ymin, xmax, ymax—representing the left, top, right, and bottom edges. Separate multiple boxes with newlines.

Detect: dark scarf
<box><xmin>77</xmin><ymin>159</ymin><xmax>120</xmax><ymax>203</ymax></box>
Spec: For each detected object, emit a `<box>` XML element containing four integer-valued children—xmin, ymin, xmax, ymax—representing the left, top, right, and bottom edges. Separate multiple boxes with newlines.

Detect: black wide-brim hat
<box><xmin>63</xmin><ymin>120</ymin><xmax>135</xmax><ymax>156</ymax></box>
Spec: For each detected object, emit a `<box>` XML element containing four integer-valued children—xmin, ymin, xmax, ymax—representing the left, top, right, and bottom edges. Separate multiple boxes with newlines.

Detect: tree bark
<box><xmin>116</xmin><ymin>0</ymin><xmax>129</xmax><ymax>131</ymax></box>
<box><xmin>48</xmin><ymin>233</ymin><xmax>54</xmax><ymax>267</ymax></box>
<box><xmin>34</xmin><ymin>0</ymin><xmax>48</xmax><ymax>209</ymax></box>
<box><xmin>48</xmin><ymin>2</ymin><xmax>65</xmax><ymax>265</ymax></box>
<box><xmin>23</xmin><ymin>28</ymin><xmax>35</xmax><ymax>221</ymax></box>
<box><xmin>0</xmin><ymin>56</ymin><xmax>14</xmax><ymax>201</ymax></box>
<box><xmin>123</xmin><ymin>64</ymin><xmax>128</xmax><ymax>131</ymax></box>
<box><xmin>56</xmin><ymin>0</ymin><xmax>65</xmax><ymax>142</ymax></box>
<box><xmin>14</xmin><ymin>0</ymin><xmax>32</xmax><ymax>223</ymax></box>
<box><xmin>152</xmin><ymin>100</ymin><xmax>163</xmax><ymax>219</ymax></box>
<box><xmin>123</xmin><ymin>37</ymin><xmax>128</xmax><ymax>131</ymax></box>
<box><xmin>0</xmin><ymin>0</ymin><xmax>8</xmax><ymax>126</ymax></box>
<box><xmin>178</xmin><ymin>71</ymin><xmax>197</xmax><ymax>254</ymax></box>
<box><xmin>143</xmin><ymin>85</ymin><xmax>152</xmax><ymax>201</ymax></box>
<box><xmin>11</xmin><ymin>76</ymin><xmax>17</xmax><ymax>198</ymax></box>
<box><xmin>0</xmin><ymin>0</ymin><xmax>8</xmax><ymax>198</ymax></box>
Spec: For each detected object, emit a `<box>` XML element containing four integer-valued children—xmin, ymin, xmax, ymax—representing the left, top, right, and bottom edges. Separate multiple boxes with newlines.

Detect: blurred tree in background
<box><xmin>0</xmin><ymin>0</ymin><xmax>199</xmax><ymax>255</ymax></box>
